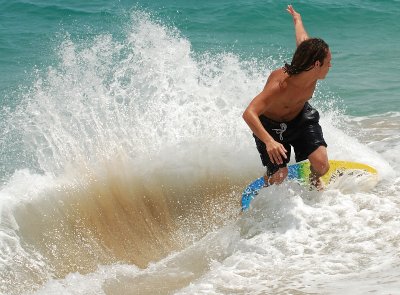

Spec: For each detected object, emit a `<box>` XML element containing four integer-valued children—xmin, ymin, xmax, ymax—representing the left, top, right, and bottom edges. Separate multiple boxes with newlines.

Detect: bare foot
<box><xmin>309</xmin><ymin>176</ymin><xmax>325</xmax><ymax>191</ymax></box>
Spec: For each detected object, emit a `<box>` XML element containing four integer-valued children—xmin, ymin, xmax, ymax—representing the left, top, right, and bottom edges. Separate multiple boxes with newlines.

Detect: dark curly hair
<box><xmin>283</xmin><ymin>38</ymin><xmax>329</xmax><ymax>76</ymax></box>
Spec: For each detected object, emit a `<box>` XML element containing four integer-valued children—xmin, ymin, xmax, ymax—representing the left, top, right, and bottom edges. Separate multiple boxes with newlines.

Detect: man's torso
<box><xmin>262</xmin><ymin>68</ymin><xmax>317</xmax><ymax>122</ymax></box>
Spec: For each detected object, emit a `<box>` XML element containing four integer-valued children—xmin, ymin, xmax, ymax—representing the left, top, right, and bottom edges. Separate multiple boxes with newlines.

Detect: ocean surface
<box><xmin>0</xmin><ymin>1</ymin><xmax>399</xmax><ymax>294</ymax></box>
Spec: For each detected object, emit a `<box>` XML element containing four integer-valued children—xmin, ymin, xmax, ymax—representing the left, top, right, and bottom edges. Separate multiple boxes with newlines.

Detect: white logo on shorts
<box><xmin>272</xmin><ymin>123</ymin><xmax>287</xmax><ymax>141</ymax></box>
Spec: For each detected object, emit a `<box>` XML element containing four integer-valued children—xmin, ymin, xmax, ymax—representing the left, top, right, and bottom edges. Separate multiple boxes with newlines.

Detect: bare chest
<box><xmin>265</xmin><ymin>89</ymin><xmax>314</xmax><ymax>121</ymax></box>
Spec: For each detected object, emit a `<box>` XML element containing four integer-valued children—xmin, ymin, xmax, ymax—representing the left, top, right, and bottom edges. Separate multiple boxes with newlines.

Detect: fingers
<box><xmin>271</xmin><ymin>154</ymin><xmax>282</xmax><ymax>165</ymax></box>
<box><xmin>287</xmin><ymin>5</ymin><xmax>298</xmax><ymax>16</ymax></box>
<box><xmin>275</xmin><ymin>149</ymin><xmax>287</xmax><ymax>164</ymax></box>
<box><xmin>268</xmin><ymin>144</ymin><xmax>288</xmax><ymax>165</ymax></box>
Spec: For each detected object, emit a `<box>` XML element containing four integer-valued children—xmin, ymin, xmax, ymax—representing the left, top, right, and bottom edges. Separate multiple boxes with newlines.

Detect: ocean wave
<box><xmin>2</xmin><ymin>1</ymin><xmax>114</xmax><ymax>17</ymax></box>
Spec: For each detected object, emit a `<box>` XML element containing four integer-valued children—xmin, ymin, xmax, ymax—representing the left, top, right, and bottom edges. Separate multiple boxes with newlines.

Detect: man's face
<box><xmin>318</xmin><ymin>50</ymin><xmax>332</xmax><ymax>79</ymax></box>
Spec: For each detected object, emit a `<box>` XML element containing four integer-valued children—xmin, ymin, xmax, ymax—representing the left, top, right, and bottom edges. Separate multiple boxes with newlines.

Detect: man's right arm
<box><xmin>242</xmin><ymin>79</ymin><xmax>288</xmax><ymax>165</ymax></box>
<box><xmin>287</xmin><ymin>5</ymin><xmax>309</xmax><ymax>47</ymax></box>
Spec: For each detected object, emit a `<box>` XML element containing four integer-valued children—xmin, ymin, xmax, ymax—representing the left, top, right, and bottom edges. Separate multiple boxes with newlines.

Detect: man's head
<box><xmin>284</xmin><ymin>38</ymin><xmax>331</xmax><ymax>79</ymax></box>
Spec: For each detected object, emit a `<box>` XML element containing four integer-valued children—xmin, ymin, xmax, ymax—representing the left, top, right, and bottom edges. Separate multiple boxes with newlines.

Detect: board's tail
<box><xmin>327</xmin><ymin>169</ymin><xmax>379</xmax><ymax>192</ymax></box>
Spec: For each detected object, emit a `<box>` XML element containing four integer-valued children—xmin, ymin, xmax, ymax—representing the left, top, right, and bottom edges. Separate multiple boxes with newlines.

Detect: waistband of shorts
<box><xmin>259</xmin><ymin>102</ymin><xmax>312</xmax><ymax>128</ymax></box>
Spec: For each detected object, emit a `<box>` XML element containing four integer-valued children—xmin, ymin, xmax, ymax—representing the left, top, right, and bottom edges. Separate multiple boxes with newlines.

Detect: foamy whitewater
<box><xmin>1</xmin><ymin>11</ymin><xmax>400</xmax><ymax>295</ymax></box>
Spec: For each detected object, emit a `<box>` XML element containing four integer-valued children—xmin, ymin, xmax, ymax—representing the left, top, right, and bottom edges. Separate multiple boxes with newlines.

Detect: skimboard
<box><xmin>241</xmin><ymin>160</ymin><xmax>378</xmax><ymax>211</ymax></box>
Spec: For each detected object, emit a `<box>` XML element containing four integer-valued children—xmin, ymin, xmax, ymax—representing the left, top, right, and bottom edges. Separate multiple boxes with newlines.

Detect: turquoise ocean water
<box><xmin>1</xmin><ymin>1</ymin><xmax>399</xmax><ymax>294</ymax></box>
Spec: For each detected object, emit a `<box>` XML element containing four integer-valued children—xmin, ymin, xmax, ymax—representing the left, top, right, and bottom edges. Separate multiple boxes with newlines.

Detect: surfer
<box><xmin>242</xmin><ymin>5</ymin><xmax>331</xmax><ymax>188</ymax></box>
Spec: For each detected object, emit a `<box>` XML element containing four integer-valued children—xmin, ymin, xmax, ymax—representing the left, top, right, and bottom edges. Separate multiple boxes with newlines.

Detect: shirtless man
<box><xmin>242</xmin><ymin>5</ymin><xmax>332</xmax><ymax>187</ymax></box>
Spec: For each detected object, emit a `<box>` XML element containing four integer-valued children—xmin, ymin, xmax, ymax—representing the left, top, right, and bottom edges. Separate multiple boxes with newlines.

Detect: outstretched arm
<box><xmin>287</xmin><ymin>5</ymin><xmax>309</xmax><ymax>47</ymax></box>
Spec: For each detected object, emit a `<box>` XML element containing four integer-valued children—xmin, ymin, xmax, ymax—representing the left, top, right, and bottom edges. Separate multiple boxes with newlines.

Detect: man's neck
<box><xmin>288</xmin><ymin>71</ymin><xmax>317</xmax><ymax>88</ymax></box>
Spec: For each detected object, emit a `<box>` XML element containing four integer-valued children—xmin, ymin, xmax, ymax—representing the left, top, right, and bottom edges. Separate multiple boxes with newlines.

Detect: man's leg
<box><xmin>308</xmin><ymin>146</ymin><xmax>329</xmax><ymax>188</ymax></box>
<box><xmin>264</xmin><ymin>167</ymin><xmax>288</xmax><ymax>186</ymax></box>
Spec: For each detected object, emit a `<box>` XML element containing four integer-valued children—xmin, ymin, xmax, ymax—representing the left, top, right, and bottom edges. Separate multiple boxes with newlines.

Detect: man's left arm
<box><xmin>287</xmin><ymin>5</ymin><xmax>309</xmax><ymax>47</ymax></box>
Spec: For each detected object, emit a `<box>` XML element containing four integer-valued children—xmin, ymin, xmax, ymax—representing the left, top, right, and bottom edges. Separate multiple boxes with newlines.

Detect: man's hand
<box><xmin>266</xmin><ymin>139</ymin><xmax>287</xmax><ymax>165</ymax></box>
<box><xmin>286</xmin><ymin>4</ymin><xmax>309</xmax><ymax>46</ymax></box>
<box><xmin>286</xmin><ymin>5</ymin><xmax>301</xmax><ymax>22</ymax></box>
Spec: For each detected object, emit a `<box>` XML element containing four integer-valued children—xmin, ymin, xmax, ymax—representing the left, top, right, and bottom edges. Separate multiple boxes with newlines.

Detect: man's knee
<box><xmin>267</xmin><ymin>167</ymin><xmax>288</xmax><ymax>185</ymax></box>
<box><xmin>311</xmin><ymin>158</ymin><xmax>329</xmax><ymax>176</ymax></box>
<box><xmin>308</xmin><ymin>146</ymin><xmax>329</xmax><ymax>176</ymax></box>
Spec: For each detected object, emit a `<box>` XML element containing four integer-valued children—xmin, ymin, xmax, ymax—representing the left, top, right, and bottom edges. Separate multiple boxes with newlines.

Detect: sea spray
<box><xmin>0</xmin><ymin>11</ymin><xmax>263</xmax><ymax>294</ymax></box>
<box><xmin>5</xmin><ymin>11</ymin><xmax>263</xmax><ymax>176</ymax></box>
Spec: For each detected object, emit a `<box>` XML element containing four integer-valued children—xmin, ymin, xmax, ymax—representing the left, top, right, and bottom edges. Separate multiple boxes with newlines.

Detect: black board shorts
<box><xmin>253</xmin><ymin>102</ymin><xmax>327</xmax><ymax>177</ymax></box>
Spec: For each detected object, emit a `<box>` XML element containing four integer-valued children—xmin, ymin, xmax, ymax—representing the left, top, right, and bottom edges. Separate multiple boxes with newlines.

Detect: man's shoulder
<box><xmin>270</xmin><ymin>68</ymin><xmax>286</xmax><ymax>78</ymax></box>
<box><xmin>268</xmin><ymin>68</ymin><xmax>287</xmax><ymax>83</ymax></box>
<box><xmin>266</xmin><ymin>68</ymin><xmax>288</xmax><ymax>91</ymax></box>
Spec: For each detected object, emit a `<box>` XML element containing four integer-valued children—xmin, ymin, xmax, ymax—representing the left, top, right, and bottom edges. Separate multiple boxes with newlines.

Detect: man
<box><xmin>242</xmin><ymin>5</ymin><xmax>331</xmax><ymax>188</ymax></box>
